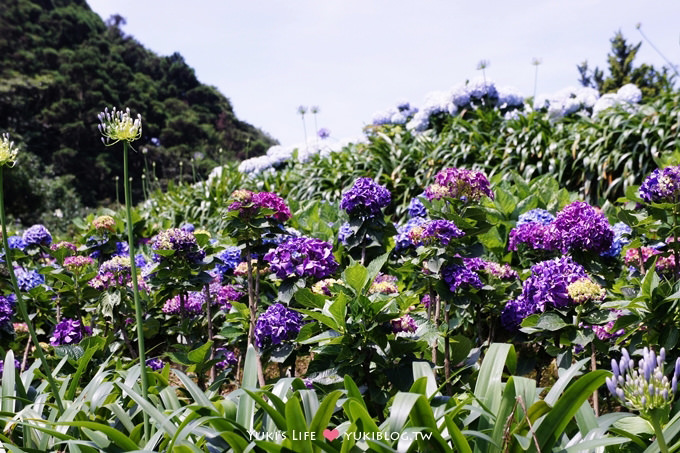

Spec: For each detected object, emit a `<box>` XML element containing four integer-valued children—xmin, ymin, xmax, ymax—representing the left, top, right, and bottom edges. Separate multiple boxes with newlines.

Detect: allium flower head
<box><xmin>425</xmin><ymin>167</ymin><xmax>493</xmax><ymax>202</ymax></box>
<box><xmin>97</xmin><ymin>107</ymin><xmax>142</xmax><ymax>145</ymax></box>
<box><xmin>0</xmin><ymin>133</ymin><xmax>19</xmax><ymax>167</ymax></box>
<box><xmin>93</xmin><ymin>215</ymin><xmax>116</xmax><ymax>232</ymax></box>
<box><xmin>317</xmin><ymin>128</ymin><xmax>330</xmax><ymax>139</ymax></box>
<box><xmin>640</xmin><ymin>166</ymin><xmax>680</xmax><ymax>203</ymax></box>
<box><xmin>255</xmin><ymin>303</ymin><xmax>303</xmax><ymax>349</ymax></box>
<box><xmin>607</xmin><ymin>347</ymin><xmax>680</xmax><ymax>415</ymax></box>
<box><xmin>50</xmin><ymin>318</ymin><xmax>91</xmax><ymax>345</ymax></box>
<box><xmin>22</xmin><ymin>224</ymin><xmax>52</xmax><ymax>247</ymax></box>
<box><xmin>264</xmin><ymin>237</ymin><xmax>338</xmax><ymax>280</ymax></box>
<box><xmin>340</xmin><ymin>178</ymin><xmax>391</xmax><ymax>218</ymax></box>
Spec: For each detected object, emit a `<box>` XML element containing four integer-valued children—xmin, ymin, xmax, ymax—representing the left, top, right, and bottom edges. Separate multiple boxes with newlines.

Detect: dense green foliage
<box><xmin>0</xmin><ymin>0</ymin><xmax>275</xmax><ymax>224</ymax></box>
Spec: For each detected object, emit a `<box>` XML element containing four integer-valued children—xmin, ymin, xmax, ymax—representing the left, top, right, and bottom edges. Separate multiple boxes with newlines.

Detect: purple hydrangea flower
<box><xmin>227</xmin><ymin>190</ymin><xmax>291</xmax><ymax>223</ymax></box>
<box><xmin>548</xmin><ymin>202</ymin><xmax>613</xmax><ymax>254</ymax></box>
<box><xmin>441</xmin><ymin>264</ymin><xmax>483</xmax><ymax>292</ymax></box>
<box><xmin>395</xmin><ymin>217</ymin><xmax>428</xmax><ymax>251</ymax></box>
<box><xmin>391</xmin><ymin>315</ymin><xmax>417</xmax><ymax>333</ymax></box>
<box><xmin>639</xmin><ymin>166</ymin><xmax>680</xmax><ymax>203</ymax></box>
<box><xmin>340</xmin><ymin>178</ymin><xmax>391</xmax><ymax>218</ymax></box>
<box><xmin>254</xmin><ymin>303</ymin><xmax>303</xmax><ymax>349</ymax></box>
<box><xmin>501</xmin><ymin>256</ymin><xmax>587</xmax><ymax>330</ymax></box>
<box><xmin>264</xmin><ymin>237</ymin><xmax>338</xmax><ymax>280</ymax></box>
<box><xmin>420</xmin><ymin>220</ymin><xmax>465</xmax><ymax>245</ymax></box>
<box><xmin>0</xmin><ymin>294</ymin><xmax>14</xmax><ymax>325</ymax></box>
<box><xmin>211</xmin><ymin>282</ymin><xmax>244</xmax><ymax>311</ymax></box>
<box><xmin>14</xmin><ymin>267</ymin><xmax>45</xmax><ymax>291</ymax></box>
<box><xmin>146</xmin><ymin>357</ymin><xmax>165</xmax><ymax>371</ymax></box>
<box><xmin>162</xmin><ymin>292</ymin><xmax>204</xmax><ymax>315</ymax></box>
<box><xmin>180</xmin><ymin>223</ymin><xmax>195</xmax><ymax>232</ymax></box>
<box><xmin>63</xmin><ymin>256</ymin><xmax>94</xmax><ymax>273</ymax></box>
<box><xmin>50</xmin><ymin>318</ymin><xmax>91</xmax><ymax>345</ymax></box>
<box><xmin>152</xmin><ymin>228</ymin><xmax>205</xmax><ymax>264</ymax></box>
<box><xmin>508</xmin><ymin>222</ymin><xmax>553</xmax><ymax>251</ymax></box>
<box><xmin>424</xmin><ymin>167</ymin><xmax>494</xmax><ymax>202</ymax></box>
<box><xmin>0</xmin><ymin>359</ymin><xmax>22</xmax><ymax>377</ymax></box>
<box><xmin>215</xmin><ymin>348</ymin><xmax>238</xmax><ymax>370</ymax></box>
<box><xmin>463</xmin><ymin>257</ymin><xmax>518</xmax><ymax>280</ymax></box>
<box><xmin>22</xmin><ymin>224</ymin><xmax>52</xmax><ymax>247</ymax></box>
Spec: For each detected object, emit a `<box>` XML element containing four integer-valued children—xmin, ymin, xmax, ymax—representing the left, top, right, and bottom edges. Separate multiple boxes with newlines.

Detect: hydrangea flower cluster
<box><xmin>211</xmin><ymin>283</ymin><xmax>244</xmax><ymax>311</ymax></box>
<box><xmin>254</xmin><ymin>303</ymin><xmax>303</xmax><ymax>349</ymax></box>
<box><xmin>607</xmin><ymin>347</ymin><xmax>680</xmax><ymax>414</ymax></box>
<box><xmin>89</xmin><ymin>256</ymin><xmax>147</xmax><ymax>291</ymax></box>
<box><xmin>7</xmin><ymin>236</ymin><xmax>26</xmax><ymax>250</ymax></box>
<box><xmin>395</xmin><ymin>217</ymin><xmax>428</xmax><ymax>251</ymax></box>
<box><xmin>22</xmin><ymin>224</ymin><xmax>52</xmax><ymax>247</ymax></box>
<box><xmin>464</xmin><ymin>257</ymin><xmax>518</xmax><ymax>280</ymax></box>
<box><xmin>146</xmin><ymin>357</ymin><xmax>165</xmax><ymax>371</ymax></box>
<box><xmin>214</xmin><ymin>246</ymin><xmax>242</xmax><ymax>278</ymax></box>
<box><xmin>566</xmin><ymin>278</ymin><xmax>606</xmax><ymax>304</ymax></box>
<box><xmin>501</xmin><ymin>257</ymin><xmax>588</xmax><ymax>330</ymax></box>
<box><xmin>14</xmin><ymin>267</ymin><xmax>45</xmax><ymax>292</ymax></box>
<box><xmin>582</xmin><ymin>315</ymin><xmax>625</xmax><ymax>341</ymax></box>
<box><xmin>508</xmin><ymin>222</ymin><xmax>554</xmax><ymax>252</ymax></box>
<box><xmin>264</xmin><ymin>237</ymin><xmax>338</xmax><ymax>280</ymax></box>
<box><xmin>337</xmin><ymin>222</ymin><xmax>353</xmax><ymax>246</ymax></box>
<box><xmin>93</xmin><ymin>215</ymin><xmax>116</xmax><ymax>232</ymax></box>
<box><xmin>601</xmin><ymin>222</ymin><xmax>632</xmax><ymax>258</ymax></box>
<box><xmin>50</xmin><ymin>318</ymin><xmax>91</xmax><ymax>345</ymax></box>
<box><xmin>340</xmin><ymin>178</ymin><xmax>391</xmax><ymax>218</ymax></box>
<box><xmin>624</xmin><ymin>247</ymin><xmax>660</xmax><ymax>269</ymax></box>
<box><xmin>516</xmin><ymin>208</ymin><xmax>555</xmax><ymax>227</ymax></box>
<box><xmin>369</xmin><ymin>274</ymin><xmax>399</xmax><ymax>295</ymax></box>
<box><xmin>408</xmin><ymin>197</ymin><xmax>427</xmax><ymax>218</ymax></box>
<box><xmin>311</xmin><ymin>278</ymin><xmax>343</xmax><ymax>296</ymax></box>
<box><xmin>424</xmin><ymin>167</ymin><xmax>493</xmax><ymax>202</ymax></box>
<box><xmin>63</xmin><ymin>256</ymin><xmax>94</xmax><ymax>273</ymax></box>
<box><xmin>227</xmin><ymin>190</ymin><xmax>291</xmax><ymax>223</ymax></box>
<box><xmin>215</xmin><ymin>348</ymin><xmax>238</xmax><ymax>370</ymax></box>
<box><xmin>441</xmin><ymin>264</ymin><xmax>483</xmax><ymax>292</ymax></box>
<box><xmin>0</xmin><ymin>294</ymin><xmax>15</xmax><ymax>326</ymax></box>
<box><xmin>234</xmin><ymin>259</ymin><xmax>269</xmax><ymax>276</ymax></box>
<box><xmin>371</xmin><ymin>100</ymin><xmax>419</xmax><ymax>126</ymax></box>
<box><xmin>412</xmin><ymin>220</ymin><xmax>465</xmax><ymax>246</ymax></box>
<box><xmin>162</xmin><ymin>293</ymin><xmax>204</xmax><ymax>315</ymax></box>
<box><xmin>549</xmin><ymin>202</ymin><xmax>614</xmax><ymax>254</ymax></box>
<box><xmin>152</xmin><ymin>228</ymin><xmax>205</xmax><ymax>265</ymax></box>
<box><xmin>639</xmin><ymin>165</ymin><xmax>680</xmax><ymax>203</ymax></box>
<box><xmin>51</xmin><ymin>241</ymin><xmax>78</xmax><ymax>253</ymax></box>
<box><xmin>391</xmin><ymin>315</ymin><xmax>417</xmax><ymax>333</ymax></box>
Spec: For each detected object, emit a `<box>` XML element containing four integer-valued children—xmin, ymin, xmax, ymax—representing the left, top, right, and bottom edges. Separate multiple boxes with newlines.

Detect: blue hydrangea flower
<box><xmin>408</xmin><ymin>197</ymin><xmax>427</xmax><ymax>218</ymax></box>
<box><xmin>264</xmin><ymin>237</ymin><xmax>338</xmax><ymax>280</ymax></box>
<box><xmin>640</xmin><ymin>166</ymin><xmax>680</xmax><ymax>203</ymax></box>
<box><xmin>215</xmin><ymin>246</ymin><xmax>242</xmax><ymax>278</ymax></box>
<box><xmin>601</xmin><ymin>222</ymin><xmax>632</xmax><ymax>258</ymax></box>
<box><xmin>441</xmin><ymin>264</ymin><xmax>483</xmax><ymax>292</ymax></box>
<box><xmin>337</xmin><ymin>222</ymin><xmax>352</xmax><ymax>246</ymax></box>
<box><xmin>146</xmin><ymin>357</ymin><xmax>165</xmax><ymax>371</ymax></box>
<box><xmin>516</xmin><ymin>208</ymin><xmax>555</xmax><ymax>226</ymax></box>
<box><xmin>0</xmin><ymin>294</ymin><xmax>14</xmax><ymax>325</ymax></box>
<box><xmin>50</xmin><ymin>318</ymin><xmax>91</xmax><ymax>345</ymax></box>
<box><xmin>22</xmin><ymin>224</ymin><xmax>52</xmax><ymax>247</ymax></box>
<box><xmin>7</xmin><ymin>236</ymin><xmax>27</xmax><ymax>250</ymax></box>
<box><xmin>395</xmin><ymin>217</ymin><xmax>428</xmax><ymax>251</ymax></box>
<box><xmin>14</xmin><ymin>267</ymin><xmax>45</xmax><ymax>291</ymax></box>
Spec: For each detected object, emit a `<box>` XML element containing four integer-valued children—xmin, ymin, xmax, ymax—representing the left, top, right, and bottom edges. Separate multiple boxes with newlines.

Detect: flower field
<box><xmin>2</xmin><ymin>81</ymin><xmax>680</xmax><ymax>452</ymax></box>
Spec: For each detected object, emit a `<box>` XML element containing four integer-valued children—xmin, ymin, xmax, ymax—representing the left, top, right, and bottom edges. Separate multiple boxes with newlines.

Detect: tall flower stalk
<box><xmin>0</xmin><ymin>134</ymin><xmax>64</xmax><ymax>413</ymax></box>
<box><xmin>98</xmin><ymin>107</ymin><xmax>150</xmax><ymax>441</ymax></box>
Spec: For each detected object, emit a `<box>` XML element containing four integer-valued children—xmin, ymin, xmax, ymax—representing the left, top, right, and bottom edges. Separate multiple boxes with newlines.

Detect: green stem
<box><xmin>650</xmin><ymin>414</ymin><xmax>669</xmax><ymax>453</ymax></box>
<box><xmin>123</xmin><ymin>141</ymin><xmax>150</xmax><ymax>442</ymax></box>
<box><xmin>0</xmin><ymin>168</ymin><xmax>64</xmax><ymax>413</ymax></box>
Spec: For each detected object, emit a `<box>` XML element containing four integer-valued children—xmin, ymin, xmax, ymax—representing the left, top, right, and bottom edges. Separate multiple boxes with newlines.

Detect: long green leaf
<box><xmin>2</xmin><ymin>350</ymin><xmax>16</xmax><ymax>414</ymax></box>
<box><xmin>55</xmin><ymin>421</ymin><xmax>139</xmax><ymax>451</ymax></box>
<box><xmin>236</xmin><ymin>344</ymin><xmax>258</xmax><ymax>431</ymax></box>
<box><xmin>530</xmin><ymin>370</ymin><xmax>610</xmax><ymax>453</ymax></box>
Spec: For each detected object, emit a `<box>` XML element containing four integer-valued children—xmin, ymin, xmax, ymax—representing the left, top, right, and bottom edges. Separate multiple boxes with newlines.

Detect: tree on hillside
<box><xmin>577</xmin><ymin>31</ymin><xmax>675</xmax><ymax>100</ymax></box>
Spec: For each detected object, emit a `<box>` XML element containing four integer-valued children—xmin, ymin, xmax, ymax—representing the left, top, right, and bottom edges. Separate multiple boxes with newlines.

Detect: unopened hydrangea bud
<box><xmin>0</xmin><ymin>133</ymin><xmax>19</xmax><ymax>167</ymax></box>
<box><xmin>567</xmin><ymin>278</ymin><xmax>606</xmax><ymax>304</ymax></box>
<box><xmin>93</xmin><ymin>215</ymin><xmax>116</xmax><ymax>232</ymax></box>
<box><xmin>97</xmin><ymin>107</ymin><xmax>143</xmax><ymax>145</ymax></box>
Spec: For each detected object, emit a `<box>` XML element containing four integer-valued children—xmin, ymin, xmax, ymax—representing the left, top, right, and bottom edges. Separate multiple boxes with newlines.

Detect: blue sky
<box><xmin>87</xmin><ymin>1</ymin><xmax>680</xmax><ymax>146</ymax></box>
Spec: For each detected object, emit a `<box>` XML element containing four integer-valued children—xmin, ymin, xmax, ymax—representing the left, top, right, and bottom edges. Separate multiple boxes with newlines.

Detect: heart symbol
<box><xmin>323</xmin><ymin>428</ymin><xmax>340</xmax><ymax>441</ymax></box>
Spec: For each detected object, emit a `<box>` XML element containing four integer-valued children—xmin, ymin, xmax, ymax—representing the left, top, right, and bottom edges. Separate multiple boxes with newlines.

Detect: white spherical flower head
<box><xmin>97</xmin><ymin>107</ymin><xmax>143</xmax><ymax>145</ymax></box>
<box><xmin>0</xmin><ymin>133</ymin><xmax>19</xmax><ymax>168</ymax></box>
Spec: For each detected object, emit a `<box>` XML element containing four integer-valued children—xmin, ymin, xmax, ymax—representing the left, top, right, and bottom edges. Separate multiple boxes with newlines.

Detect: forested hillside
<box><xmin>0</xmin><ymin>0</ymin><xmax>275</xmax><ymax>225</ymax></box>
